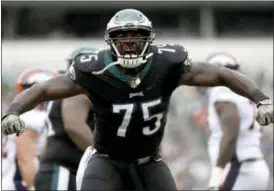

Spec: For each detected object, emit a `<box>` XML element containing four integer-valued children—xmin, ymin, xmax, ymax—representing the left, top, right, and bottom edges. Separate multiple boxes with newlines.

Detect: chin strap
<box><xmin>92</xmin><ymin>52</ymin><xmax>153</xmax><ymax>75</ymax></box>
<box><xmin>92</xmin><ymin>61</ymin><xmax>120</xmax><ymax>75</ymax></box>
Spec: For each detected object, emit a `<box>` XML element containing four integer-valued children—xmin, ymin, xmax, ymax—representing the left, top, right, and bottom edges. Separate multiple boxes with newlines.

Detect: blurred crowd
<box><xmin>2</xmin><ymin>2</ymin><xmax>273</xmax><ymax>39</ymax></box>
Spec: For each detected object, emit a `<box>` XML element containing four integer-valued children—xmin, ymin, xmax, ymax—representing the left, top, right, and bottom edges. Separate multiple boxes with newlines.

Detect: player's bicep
<box><xmin>180</xmin><ymin>62</ymin><xmax>222</xmax><ymax>86</ymax></box>
<box><xmin>62</xmin><ymin>95</ymin><xmax>92</xmax><ymax>131</ymax></box>
<box><xmin>42</xmin><ymin>75</ymin><xmax>87</xmax><ymax>100</ymax></box>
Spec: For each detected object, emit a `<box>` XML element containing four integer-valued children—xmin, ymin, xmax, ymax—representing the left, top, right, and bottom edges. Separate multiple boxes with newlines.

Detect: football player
<box><xmin>34</xmin><ymin>47</ymin><xmax>95</xmax><ymax>191</ymax></box>
<box><xmin>2</xmin><ymin>135</ymin><xmax>16</xmax><ymax>190</ymax></box>
<box><xmin>2</xmin><ymin>9</ymin><xmax>273</xmax><ymax>190</ymax></box>
<box><xmin>206</xmin><ymin>53</ymin><xmax>270</xmax><ymax>190</ymax></box>
<box><xmin>3</xmin><ymin>69</ymin><xmax>57</xmax><ymax>190</ymax></box>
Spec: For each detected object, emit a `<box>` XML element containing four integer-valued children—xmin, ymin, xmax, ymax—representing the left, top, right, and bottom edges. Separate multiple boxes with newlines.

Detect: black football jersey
<box><xmin>41</xmin><ymin>99</ymin><xmax>94</xmax><ymax>173</ymax></box>
<box><xmin>68</xmin><ymin>44</ymin><xmax>190</xmax><ymax>162</ymax></box>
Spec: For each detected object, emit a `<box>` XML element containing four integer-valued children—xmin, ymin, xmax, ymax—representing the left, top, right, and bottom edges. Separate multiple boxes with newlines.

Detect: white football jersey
<box><xmin>2</xmin><ymin>135</ymin><xmax>16</xmax><ymax>190</ymax></box>
<box><xmin>1</xmin><ymin>109</ymin><xmax>48</xmax><ymax>190</ymax></box>
<box><xmin>19</xmin><ymin>109</ymin><xmax>48</xmax><ymax>157</ymax></box>
<box><xmin>207</xmin><ymin>86</ymin><xmax>263</xmax><ymax>165</ymax></box>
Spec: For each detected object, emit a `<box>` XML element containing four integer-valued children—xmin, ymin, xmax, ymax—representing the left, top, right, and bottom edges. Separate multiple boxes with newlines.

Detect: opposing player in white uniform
<box><xmin>2</xmin><ymin>69</ymin><xmax>57</xmax><ymax>191</ymax></box>
<box><xmin>207</xmin><ymin>53</ymin><xmax>270</xmax><ymax>190</ymax></box>
<box><xmin>2</xmin><ymin>135</ymin><xmax>16</xmax><ymax>190</ymax></box>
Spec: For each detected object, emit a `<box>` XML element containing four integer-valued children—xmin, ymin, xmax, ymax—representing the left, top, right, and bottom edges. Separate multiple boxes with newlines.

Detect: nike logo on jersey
<box><xmin>129</xmin><ymin>91</ymin><xmax>144</xmax><ymax>98</ymax></box>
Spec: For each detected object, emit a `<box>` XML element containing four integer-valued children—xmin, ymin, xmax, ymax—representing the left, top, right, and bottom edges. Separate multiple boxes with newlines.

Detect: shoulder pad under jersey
<box><xmin>154</xmin><ymin>44</ymin><xmax>188</xmax><ymax>64</ymax></box>
<box><xmin>73</xmin><ymin>51</ymin><xmax>102</xmax><ymax>73</ymax></box>
<box><xmin>69</xmin><ymin>46</ymin><xmax>100</xmax><ymax>61</ymax></box>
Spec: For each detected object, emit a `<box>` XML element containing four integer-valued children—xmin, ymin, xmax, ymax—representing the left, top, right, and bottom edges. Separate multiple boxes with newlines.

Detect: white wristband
<box><xmin>208</xmin><ymin>166</ymin><xmax>225</xmax><ymax>188</ymax></box>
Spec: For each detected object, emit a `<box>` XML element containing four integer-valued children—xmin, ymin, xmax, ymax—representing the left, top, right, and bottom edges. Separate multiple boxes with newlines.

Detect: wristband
<box><xmin>5</xmin><ymin>103</ymin><xmax>24</xmax><ymax>116</ymax></box>
<box><xmin>250</xmin><ymin>89</ymin><xmax>269</xmax><ymax>105</ymax></box>
<box><xmin>257</xmin><ymin>99</ymin><xmax>272</xmax><ymax>107</ymax></box>
<box><xmin>1</xmin><ymin>112</ymin><xmax>18</xmax><ymax>121</ymax></box>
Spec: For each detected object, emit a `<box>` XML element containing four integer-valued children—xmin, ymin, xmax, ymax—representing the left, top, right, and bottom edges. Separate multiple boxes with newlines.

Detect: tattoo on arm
<box><xmin>215</xmin><ymin>101</ymin><xmax>240</xmax><ymax>168</ymax></box>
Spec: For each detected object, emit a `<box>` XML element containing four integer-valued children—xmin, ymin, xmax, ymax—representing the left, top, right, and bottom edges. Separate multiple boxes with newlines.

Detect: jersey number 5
<box><xmin>113</xmin><ymin>98</ymin><xmax>163</xmax><ymax>137</ymax></box>
<box><xmin>80</xmin><ymin>52</ymin><xmax>99</xmax><ymax>63</ymax></box>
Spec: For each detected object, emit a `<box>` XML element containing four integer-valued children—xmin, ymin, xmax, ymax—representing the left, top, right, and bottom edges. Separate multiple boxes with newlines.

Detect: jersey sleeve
<box><xmin>161</xmin><ymin>44</ymin><xmax>193</xmax><ymax>74</ymax></box>
<box><xmin>177</xmin><ymin>45</ymin><xmax>193</xmax><ymax>74</ymax></box>
<box><xmin>67</xmin><ymin>61</ymin><xmax>86</xmax><ymax>86</ymax></box>
<box><xmin>156</xmin><ymin>44</ymin><xmax>193</xmax><ymax>74</ymax></box>
<box><xmin>67</xmin><ymin>46</ymin><xmax>99</xmax><ymax>61</ymax></box>
<box><xmin>157</xmin><ymin>44</ymin><xmax>187</xmax><ymax>63</ymax></box>
<box><xmin>67</xmin><ymin>53</ymin><xmax>96</xmax><ymax>90</ymax></box>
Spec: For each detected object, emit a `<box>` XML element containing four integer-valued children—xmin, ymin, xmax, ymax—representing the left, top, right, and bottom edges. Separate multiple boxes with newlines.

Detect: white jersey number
<box><xmin>113</xmin><ymin>98</ymin><xmax>163</xmax><ymax>137</ymax></box>
<box><xmin>80</xmin><ymin>50</ymin><xmax>99</xmax><ymax>63</ymax></box>
<box><xmin>113</xmin><ymin>104</ymin><xmax>134</xmax><ymax>137</ymax></box>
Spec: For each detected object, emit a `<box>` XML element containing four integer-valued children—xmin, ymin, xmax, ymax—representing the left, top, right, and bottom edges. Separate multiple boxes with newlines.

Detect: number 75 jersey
<box><xmin>68</xmin><ymin>44</ymin><xmax>190</xmax><ymax>161</ymax></box>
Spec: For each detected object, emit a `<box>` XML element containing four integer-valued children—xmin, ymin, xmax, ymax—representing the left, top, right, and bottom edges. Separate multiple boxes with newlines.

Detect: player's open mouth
<box><xmin>122</xmin><ymin>49</ymin><xmax>139</xmax><ymax>58</ymax></box>
<box><xmin>124</xmin><ymin>54</ymin><xmax>138</xmax><ymax>59</ymax></box>
<box><xmin>124</xmin><ymin>50</ymin><xmax>135</xmax><ymax>54</ymax></box>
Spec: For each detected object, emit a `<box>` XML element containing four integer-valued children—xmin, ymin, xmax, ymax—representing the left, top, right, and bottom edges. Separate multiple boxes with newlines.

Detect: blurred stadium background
<box><xmin>1</xmin><ymin>1</ymin><xmax>273</xmax><ymax>190</ymax></box>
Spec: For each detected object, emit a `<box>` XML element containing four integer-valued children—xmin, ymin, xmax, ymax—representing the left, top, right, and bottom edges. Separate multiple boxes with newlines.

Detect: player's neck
<box><xmin>116</xmin><ymin>64</ymin><xmax>145</xmax><ymax>79</ymax></box>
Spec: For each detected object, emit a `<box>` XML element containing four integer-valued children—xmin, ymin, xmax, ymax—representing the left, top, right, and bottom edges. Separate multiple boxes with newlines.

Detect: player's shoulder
<box><xmin>152</xmin><ymin>44</ymin><xmax>188</xmax><ymax>64</ymax></box>
<box><xmin>72</xmin><ymin>49</ymin><xmax>107</xmax><ymax>73</ymax></box>
<box><xmin>68</xmin><ymin>46</ymin><xmax>100</xmax><ymax>60</ymax></box>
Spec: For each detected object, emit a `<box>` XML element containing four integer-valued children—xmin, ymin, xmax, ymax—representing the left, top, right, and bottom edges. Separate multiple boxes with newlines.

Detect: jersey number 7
<box><xmin>113</xmin><ymin>98</ymin><xmax>163</xmax><ymax>137</ymax></box>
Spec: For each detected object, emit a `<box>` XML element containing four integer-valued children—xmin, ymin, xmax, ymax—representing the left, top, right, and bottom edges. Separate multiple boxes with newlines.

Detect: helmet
<box><xmin>105</xmin><ymin>9</ymin><xmax>155</xmax><ymax>69</ymax></box>
<box><xmin>17</xmin><ymin>69</ymin><xmax>58</xmax><ymax>93</ymax></box>
<box><xmin>206</xmin><ymin>52</ymin><xmax>240</xmax><ymax>70</ymax></box>
<box><xmin>66</xmin><ymin>46</ymin><xmax>99</xmax><ymax>69</ymax></box>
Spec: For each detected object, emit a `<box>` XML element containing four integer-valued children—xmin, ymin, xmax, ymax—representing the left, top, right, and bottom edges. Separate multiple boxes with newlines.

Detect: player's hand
<box><xmin>256</xmin><ymin>99</ymin><xmax>273</xmax><ymax>126</ymax></box>
<box><xmin>1</xmin><ymin>113</ymin><xmax>25</xmax><ymax>136</ymax></box>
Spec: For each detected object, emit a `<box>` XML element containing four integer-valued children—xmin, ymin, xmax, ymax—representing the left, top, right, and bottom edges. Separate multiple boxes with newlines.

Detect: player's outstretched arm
<box><xmin>180</xmin><ymin>62</ymin><xmax>273</xmax><ymax>126</ymax></box>
<box><xmin>62</xmin><ymin>95</ymin><xmax>93</xmax><ymax>151</ymax></box>
<box><xmin>1</xmin><ymin>75</ymin><xmax>87</xmax><ymax>136</ymax></box>
<box><xmin>208</xmin><ymin>101</ymin><xmax>240</xmax><ymax>189</ymax></box>
<box><xmin>181</xmin><ymin>62</ymin><xmax>264</xmax><ymax>103</ymax></box>
<box><xmin>6</xmin><ymin>75</ymin><xmax>86</xmax><ymax>115</ymax></box>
